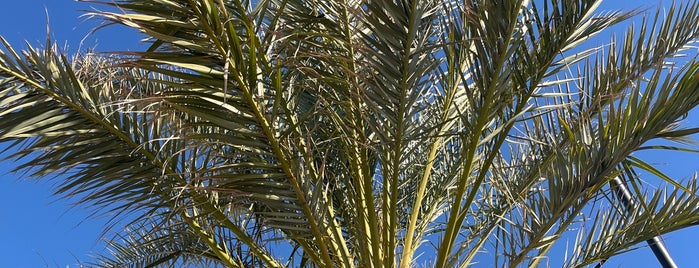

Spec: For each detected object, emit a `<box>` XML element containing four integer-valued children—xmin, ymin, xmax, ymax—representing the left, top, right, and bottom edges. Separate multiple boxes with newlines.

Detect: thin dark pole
<box><xmin>609</xmin><ymin>177</ymin><xmax>677</xmax><ymax>268</ymax></box>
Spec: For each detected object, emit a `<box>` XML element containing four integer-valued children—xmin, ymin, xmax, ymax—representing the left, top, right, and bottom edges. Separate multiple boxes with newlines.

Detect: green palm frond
<box><xmin>473</xmin><ymin>2</ymin><xmax>699</xmax><ymax>266</ymax></box>
<box><xmin>564</xmin><ymin>168</ymin><xmax>699</xmax><ymax>267</ymax></box>
<box><xmin>3</xmin><ymin>0</ymin><xmax>699</xmax><ymax>267</ymax></box>
<box><xmin>0</xmin><ymin>39</ymin><xmax>280</xmax><ymax>267</ymax></box>
<box><xmin>95</xmin><ymin>216</ymin><xmax>224</xmax><ymax>267</ymax></box>
<box><xmin>0</xmin><ymin>40</ymin><xmax>167</xmax><ymax>215</ymax></box>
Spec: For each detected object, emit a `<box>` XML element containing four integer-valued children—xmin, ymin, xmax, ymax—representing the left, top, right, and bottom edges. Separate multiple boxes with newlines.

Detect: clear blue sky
<box><xmin>0</xmin><ymin>1</ymin><xmax>698</xmax><ymax>267</ymax></box>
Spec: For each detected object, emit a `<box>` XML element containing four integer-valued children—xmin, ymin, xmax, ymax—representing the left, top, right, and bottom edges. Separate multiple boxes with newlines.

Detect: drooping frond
<box><xmin>2</xmin><ymin>0</ymin><xmax>699</xmax><ymax>267</ymax></box>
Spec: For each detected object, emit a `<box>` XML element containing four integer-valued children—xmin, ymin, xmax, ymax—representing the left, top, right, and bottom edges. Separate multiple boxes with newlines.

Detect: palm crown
<box><xmin>1</xmin><ymin>0</ymin><xmax>699</xmax><ymax>267</ymax></box>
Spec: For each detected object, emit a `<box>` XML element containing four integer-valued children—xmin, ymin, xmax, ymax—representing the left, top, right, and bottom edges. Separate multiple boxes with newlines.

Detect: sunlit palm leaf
<box><xmin>3</xmin><ymin>0</ymin><xmax>699</xmax><ymax>267</ymax></box>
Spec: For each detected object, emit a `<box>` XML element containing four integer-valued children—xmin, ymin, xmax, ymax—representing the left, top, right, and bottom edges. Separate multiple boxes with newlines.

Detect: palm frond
<box><xmin>3</xmin><ymin>0</ymin><xmax>699</xmax><ymax>267</ymax></box>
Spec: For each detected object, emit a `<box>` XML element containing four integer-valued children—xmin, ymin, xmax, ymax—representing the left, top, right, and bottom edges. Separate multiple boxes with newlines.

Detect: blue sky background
<box><xmin>0</xmin><ymin>0</ymin><xmax>698</xmax><ymax>267</ymax></box>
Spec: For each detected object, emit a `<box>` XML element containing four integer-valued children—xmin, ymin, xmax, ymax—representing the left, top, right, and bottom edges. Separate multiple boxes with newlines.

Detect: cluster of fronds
<box><xmin>1</xmin><ymin>0</ymin><xmax>699</xmax><ymax>267</ymax></box>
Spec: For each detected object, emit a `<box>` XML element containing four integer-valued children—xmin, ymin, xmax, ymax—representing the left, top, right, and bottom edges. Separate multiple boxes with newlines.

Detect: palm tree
<box><xmin>2</xmin><ymin>0</ymin><xmax>699</xmax><ymax>266</ymax></box>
